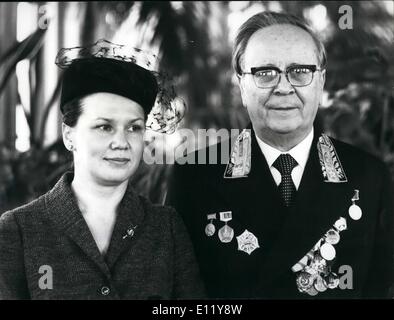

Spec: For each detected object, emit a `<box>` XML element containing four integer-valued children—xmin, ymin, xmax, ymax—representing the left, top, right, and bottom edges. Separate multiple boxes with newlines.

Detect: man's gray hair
<box><xmin>232</xmin><ymin>11</ymin><xmax>327</xmax><ymax>76</ymax></box>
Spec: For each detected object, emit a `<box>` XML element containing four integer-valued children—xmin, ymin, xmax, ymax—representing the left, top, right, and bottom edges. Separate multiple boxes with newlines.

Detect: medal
<box><xmin>348</xmin><ymin>204</ymin><xmax>362</xmax><ymax>221</ymax></box>
<box><xmin>334</xmin><ymin>217</ymin><xmax>347</xmax><ymax>232</ymax></box>
<box><xmin>205</xmin><ymin>213</ymin><xmax>217</xmax><ymax>237</ymax></box>
<box><xmin>320</xmin><ymin>243</ymin><xmax>336</xmax><ymax>261</ymax></box>
<box><xmin>314</xmin><ymin>275</ymin><xmax>328</xmax><ymax>292</ymax></box>
<box><xmin>218</xmin><ymin>211</ymin><xmax>234</xmax><ymax>243</ymax></box>
<box><xmin>205</xmin><ymin>223</ymin><xmax>215</xmax><ymax>237</ymax></box>
<box><xmin>291</xmin><ymin>189</ymin><xmax>364</xmax><ymax>296</ymax></box>
<box><xmin>304</xmin><ymin>266</ymin><xmax>319</xmax><ymax>277</ymax></box>
<box><xmin>306</xmin><ymin>286</ymin><xmax>319</xmax><ymax>296</ymax></box>
<box><xmin>325</xmin><ymin>229</ymin><xmax>340</xmax><ymax>245</ymax></box>
<box><xmin>296</xmin><ymin>271</ymin><xmax>315</xmax><ymax>292</ymax></box>
<box><xmin>348</xmin><ymin>189</ymin><xmax>362</xmax><ymax>220</ymax></box>
<box><xmin>236</xmin><ymin>229</ymin><xmax>260</xmax><ymax>255</ymax></box>
<box><xmin>311</xmin><ymin>253</ymin><xmax>327</xmax><ymax>273</ymax></box>
<box><xmin>218</xmin><ymin>225</ymin><xmax>234</xmax><ymax>243</ymax></box>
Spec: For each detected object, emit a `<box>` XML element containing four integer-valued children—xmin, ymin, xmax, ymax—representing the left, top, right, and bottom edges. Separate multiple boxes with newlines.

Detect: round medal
<box><xmin>218</xmin><ymin>224</ymin><xmax>234</xmax><ymax>243</ymax></box>
<box><xmin>320</xmin><ymin>243</ymin><xmax>336</xmax><ymax>261</ymax></box>
<box><xmin>205</xmin><ymin>223</ymin><xmax>215</xmax><ymax>237</ymax></box>
<box><xmin>348</xmin><ymin>203</ymin><xmax>362</xmax><ymax>220</ymax></box>
<box><xmin>325</xmin><ymin>229</ymin><xmax>340</xmax><ymax>245</ymax></box>
<box><xmin>306</xmin><ymin>286</ymin><xmax>319</xmax><ymax>296</ymax></box>
<box><xmin>334</xmin><ymin>217</ymin><xmax>347</xmax><ymax>231</ymax></box>
<box><xmin>314</xmin><ymin>275</ymin><xmax>328</xmax><ymax>292</ymax></box>
<box><xmin>296</xmin><ymin>272</ymin><xmax>314</xmax><ymax>292</ymax></box>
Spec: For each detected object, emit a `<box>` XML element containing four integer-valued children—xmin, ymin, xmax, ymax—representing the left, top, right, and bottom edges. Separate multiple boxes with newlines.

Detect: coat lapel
<box><xmin>46</xmin><ymin>173</ymin><xmax>147</xmax><ymax>276</ymax></box>
<box><xmin>45</xmin><ymin>173</ymin><xmax>111</xmax><ymax>278</ymax></box>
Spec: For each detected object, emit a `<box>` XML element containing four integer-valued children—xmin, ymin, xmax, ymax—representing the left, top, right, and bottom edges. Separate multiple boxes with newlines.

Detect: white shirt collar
<box><xmin>256</xmin><ymin>127</ymin><xmax>314</xmax><ymax>170</ymax></box>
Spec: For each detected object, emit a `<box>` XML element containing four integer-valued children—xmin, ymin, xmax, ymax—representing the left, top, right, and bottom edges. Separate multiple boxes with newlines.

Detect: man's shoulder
<box><xmin>326</xmin><ymin>136</ymin><xmax>392</xmax><ymax>190</ymax></box>
<box><xmin>329</xmin><ymin>137</ymin><xmax>388</xmax><ymax>173</ymax></box>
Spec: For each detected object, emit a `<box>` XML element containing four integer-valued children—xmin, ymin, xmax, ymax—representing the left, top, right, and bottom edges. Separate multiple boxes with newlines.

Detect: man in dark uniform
<box><xmin>166</xmin><ymin>11</ymin><xmax>393</xmax><ymax>298</ymax></box>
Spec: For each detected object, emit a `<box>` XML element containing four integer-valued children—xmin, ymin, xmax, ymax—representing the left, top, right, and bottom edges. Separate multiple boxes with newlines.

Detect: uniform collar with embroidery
<box><xmin>224</xmin><ymin>128</ymin><xmax>348</xmax><ymax>183</ymax></box>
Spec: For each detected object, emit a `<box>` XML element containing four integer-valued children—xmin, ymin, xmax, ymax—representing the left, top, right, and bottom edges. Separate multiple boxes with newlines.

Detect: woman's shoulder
<box><xmin>0</xmin><ymin>194</ymin><xmax>47</xmax><ymax>226</ymax></box>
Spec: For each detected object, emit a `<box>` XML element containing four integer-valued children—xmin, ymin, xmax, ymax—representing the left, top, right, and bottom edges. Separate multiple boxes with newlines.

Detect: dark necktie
<box><xmin>272</xmin><ymin>154</ymin><xmax>298</xmax><ymax>207</ymax></box>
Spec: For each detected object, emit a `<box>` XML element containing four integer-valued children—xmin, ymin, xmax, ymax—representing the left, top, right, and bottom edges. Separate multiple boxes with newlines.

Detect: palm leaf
<box><xmin>0</xmin><ymin>27</ymin><xmax>47</xmax><ymax>99</ymax></box>
<box><xmin>38</xmin><ymin>74</ymin><xmax>63</xmax><ymax>146</ymax></box>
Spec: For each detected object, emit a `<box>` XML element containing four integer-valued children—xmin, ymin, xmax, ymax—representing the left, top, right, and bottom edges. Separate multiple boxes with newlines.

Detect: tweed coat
<box><xmin>0</xmin><ymin>172</ymin><xmax>205</xmax><ymax>299</ymax></box>
<box><xmin>166</xmin><ymin>125</ymin><xmax>394</xmax><ymax>299</ymax></box>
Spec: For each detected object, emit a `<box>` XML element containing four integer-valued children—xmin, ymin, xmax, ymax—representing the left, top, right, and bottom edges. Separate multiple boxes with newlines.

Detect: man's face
<box><xmin>239</xmin><ymin>24</ymin><xmax>325</xmax><ymax>144</ymax></box>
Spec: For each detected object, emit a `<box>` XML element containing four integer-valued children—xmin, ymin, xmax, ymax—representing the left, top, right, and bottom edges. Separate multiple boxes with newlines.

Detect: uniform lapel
<box><xmin>45</xmin><ymin>173</ymin><xmax>111</xmax><ymax>278</ymax></box>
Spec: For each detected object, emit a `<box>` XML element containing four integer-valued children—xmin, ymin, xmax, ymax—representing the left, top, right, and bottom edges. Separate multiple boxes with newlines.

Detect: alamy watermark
<box><xmin>337</xmin><ymin>264</ymin><xmax>353</xmax><ymax>289</ymax></box>
<box><xmin>38</xmin><ymin>4</ymin><xmax>54</xmax><ymax>30</ymax></box>
<box><xmin>338</xmin><ymin>4</ymin><xmax>353</xmax><ymax>30</ymax></box>
<box><xmin>38</xmin><ymin>265</ymin><xmax>53</xmax><ymax>290</ymax></box>
<box><xmin>142</xmin><ymin>128</ymin><xmax>242</xmax><ymax>165</ymax></box>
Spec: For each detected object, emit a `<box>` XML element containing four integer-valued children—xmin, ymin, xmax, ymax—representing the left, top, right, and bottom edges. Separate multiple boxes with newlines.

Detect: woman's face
<box><xmin>63</xmin><ymin>92</ymin><xmax>145</xmax><ymax>186</ymax></box>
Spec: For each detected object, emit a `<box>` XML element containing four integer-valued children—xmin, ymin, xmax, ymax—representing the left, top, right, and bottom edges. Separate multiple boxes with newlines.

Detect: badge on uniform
<box><xmin>236</xmin><ymin>229</ymin><xmax>260</xmax><ymax>255</ymax></box>
<box><xmin>205</xmin><ymin>213</ymin><xmax>217</xmax><ymax>237</ymax></box>
<box><xmin>291</xmin><ymin>189</ymin><xmax>362</xmax><ymax>295</ymax></box>
<box><xmin>224</xmin><ymin>129</ymin><xmax>251</xmax><ymax>179</ymax></box>
<box><xmin>348</xmin><ymin>189</ymin><xmax>362</xmax><ymax>220</ymax></box>
<box><xmin>317</xmin><ymin>134</ymin><xmax>347</xmax><ymax>183</ymax></box>
<box><xmin>218</xmin><ymin>211</ymin><xmax>234</xmax><ymax>243</ymax></box>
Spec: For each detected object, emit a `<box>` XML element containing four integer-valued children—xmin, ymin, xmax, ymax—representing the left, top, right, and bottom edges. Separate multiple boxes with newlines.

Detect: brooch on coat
<box><xmin>291</xmin><ymin>190</ymin><xmax>362</xmax><ymax>296</ymax></box>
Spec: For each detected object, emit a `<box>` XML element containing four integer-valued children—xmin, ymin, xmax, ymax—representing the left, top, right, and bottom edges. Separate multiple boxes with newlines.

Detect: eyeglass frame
<box><xmin>241</xmin><ymin>64</ymin><xmax>324</xmax><ymax>88</ymax></box>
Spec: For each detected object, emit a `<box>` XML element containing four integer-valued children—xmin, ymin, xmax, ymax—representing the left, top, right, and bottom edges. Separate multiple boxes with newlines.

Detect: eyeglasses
<box><xmin>241</xmin><ymin>64</ymin><xmax>323</xmax><ymax>88</ymax></box>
